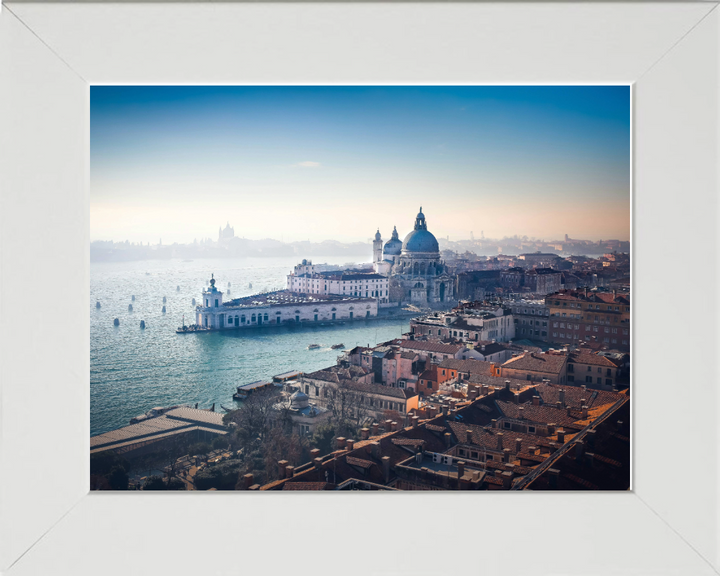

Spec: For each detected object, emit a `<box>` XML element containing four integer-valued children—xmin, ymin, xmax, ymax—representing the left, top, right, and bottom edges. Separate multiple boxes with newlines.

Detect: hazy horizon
<box><xmin>91</xmin><ymin>86</ymin><xmax>630</xmax><ymax>245</ymax></box>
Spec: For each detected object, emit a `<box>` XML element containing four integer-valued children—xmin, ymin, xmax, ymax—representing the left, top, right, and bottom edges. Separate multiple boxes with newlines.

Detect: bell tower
<box><xmin>373</xmin><ymin>229</ymin><xmax>383</xmax><ymax>263</ymax></box>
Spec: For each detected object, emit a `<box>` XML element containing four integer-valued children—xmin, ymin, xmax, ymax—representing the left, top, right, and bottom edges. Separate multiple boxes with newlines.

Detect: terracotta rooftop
<box><xmin>501</xmin><ymin>352</ymin><xmax>567</xmax><ymax>374</ymax></box>
<box><xmin>438</xmin><ymin>358</ymin><xmax>496</xmax><ymax>375</ymax></box>
<box><xmin>399</xmin><ymin>340</ymin><xmax>465</xmax><ymax>355</ymax></box>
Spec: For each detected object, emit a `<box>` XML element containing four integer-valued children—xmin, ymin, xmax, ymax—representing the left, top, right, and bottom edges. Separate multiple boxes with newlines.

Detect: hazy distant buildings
<box><xmin>218</xmin><ymin>222</ymin><xmax>235</xmax><ymax>242</ymax></box>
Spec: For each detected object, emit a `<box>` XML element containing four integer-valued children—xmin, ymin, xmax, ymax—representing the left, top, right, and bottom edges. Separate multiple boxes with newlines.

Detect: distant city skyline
<box><xmin>91</xmin><ymin>86</ymin><xmax>630</xmax><ymax>244</ymax></box>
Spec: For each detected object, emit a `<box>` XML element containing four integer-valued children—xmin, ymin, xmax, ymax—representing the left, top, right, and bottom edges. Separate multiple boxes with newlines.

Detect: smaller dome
<box><xmin>290</xmin><ymin>390</ymin><xmax>309</xmax><ymax>409</ymax></box>
<box><xmin>374</xmin><ymin>229</ymin><xmax>382</xmax><ymax>241</ymax></box>
<box><xmin>383</xmin><ymin>226</ymin><xmax>402</xmax><ymax>256</ymax></box>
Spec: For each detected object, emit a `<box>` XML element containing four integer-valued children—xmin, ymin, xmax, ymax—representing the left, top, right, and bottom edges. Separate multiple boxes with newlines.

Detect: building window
<box><xmin>586</xmin><ymin>376</ymin><xmax>593</xmax><ymax>383</ymax></box>
<box><xmin>528</xmin><ymin>426</ymin><xmax>536</xmax><ymax>434</ymax></box>
<box><xmin>503</xmin><ymin>422</ymin><xmax>511</xmax><ymax>429</ymax></box>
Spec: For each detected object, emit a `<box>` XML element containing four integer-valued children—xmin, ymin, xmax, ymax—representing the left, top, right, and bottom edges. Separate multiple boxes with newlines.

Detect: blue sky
<box><xmin>91</xmin><ymin>86</ymin><xmax>630</xmax><ymax>244</ymax></box>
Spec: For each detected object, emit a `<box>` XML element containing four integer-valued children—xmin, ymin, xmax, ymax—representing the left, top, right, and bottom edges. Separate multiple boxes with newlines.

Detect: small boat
<box><xmin>161</xmin><ymin>306</ymin><xmax>166</xmax><ymax>313</ymax></box>
<box><xmin>163</xmin><ymin>296</ymin><xmax>167</xmax><ymax>303</ymax></box>
<box><xmin>331</xmin><ymin>343</ymin><xmax>345</xmax><ymax>350</ymax></box>
<box><xmin>140</xmin><ymin>320</ymin><xmax>146</xmax><ymax>329</ymax></box>
<box><xmin>176</xmin><ymin>286</ymin><xmax>180</xmax><ymax>292</ymax></box>
<box><xmin>96</xmin><ymin>301</ymin><xmax>101</xmax><ymax>309</ymax></box>
<box><xmin>192</xmin><ymin>298</ymin><xmax>196</xmax><ymax>306</ymax></box>
<box><xmin>307</xmin><ymin>343</ymin><xmax>321</xmax><ymax>350</ymax></box>
<box><xmin>131</xmin><ymin>295</ymin><xmax>135</xmax><ymax>301</ymax></box>
<box><xmin>128</xmin><ymin>304</ymin><xmax>133</xmax><ymax>312</ymax></box>
<box><xmin>113</xmin><ymin>318</ymin><xmax>120</xmax><ymax>326</ymax></box>
<box><xmin>228</xmin><ymin>282</ymin><xmax>231</xmax><ymax>287</ymax></box>
<box><xmin>248</xmin><ymin>282</ymin><xmax>252</xmax><ymax>289</ymax></box>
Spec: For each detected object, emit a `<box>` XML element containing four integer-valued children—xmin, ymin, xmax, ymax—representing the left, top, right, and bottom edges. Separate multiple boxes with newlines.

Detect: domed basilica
<box><xmin>373</xmin><ymin>208</ymin><xmax>455</xmax><ymax>306</ymax></box>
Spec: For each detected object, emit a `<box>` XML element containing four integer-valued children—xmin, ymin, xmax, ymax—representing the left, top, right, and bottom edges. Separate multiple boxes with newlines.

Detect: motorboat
<box><xmin>330</xmin><ymin>343</ymin><xmax>345</xmax><ymax>350</ymax></box>
<box><xmin>307</xmin><ymin>343</ymin><xmax>321</xmax><ymax>350</ymax></box>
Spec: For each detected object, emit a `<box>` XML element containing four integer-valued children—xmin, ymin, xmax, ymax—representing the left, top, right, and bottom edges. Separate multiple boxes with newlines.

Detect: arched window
<box><xmin>331</xmin><ymin>307</ymin><xmax>336</xmax><ymax>311</ymax></box>
<box><xmin>263</xmin><ymin>313</ymin><xmax>268</xmax><ymax>322</ymax></box>
<box><xmin>251</xmin><ymin>314</ymin><xmax>256</xmax><ymax>322</ymax></box>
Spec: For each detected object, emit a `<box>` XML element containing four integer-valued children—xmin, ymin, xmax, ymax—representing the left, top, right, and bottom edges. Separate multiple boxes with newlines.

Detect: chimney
<box><xmin>277</xmin><ymin>460</ymin><xmax>289</xmax><ymax>479</ymax></box>
<box><xmin>532</xmin><ymin>396</ymin><xmax>540</xmax><ymax>406</ymax></box>
<box><xmin>469</xmin><ymin>388</ymin><xmax>478</xmax><ymax>400</ymax></box>
<box><xmin>580</xmin><ymin>398</ymin><xmax>587</xmax><ymax>407</ymax></box>
<box><xmin>370</xmin><ymin>441</ymin><xmax>381</xmax><ymax>459</ymax></box>
<box><xmin>482</xmin><ymin>385</ymin><xmax>489</xmax><ymax>396</ymax></box>
<box><xmin>381</xmin><ymin>456</ymin><xmax>391</xmax><ymax>483</ymax></box>
<box><xmin>518</xmin><ymin>406</ymin><xmax>525</xmax><ymax>419</ymax></box>
<box><xmin>557</xmin><ymin>429</ymin><xmax>565</xmax><ymax>443</ymax></box>
<box><xmin>242</xmin><ymin>473</ymin><xmax>254</xmax><ymax>489</ymax></box>
<box><xmin>412</xmin><ymin>416</ymin><xmax>419</xmax><ymax>428</ymax></box>
<box><xmin>371</xmin><ymin>423</ymin><xmax>379</xmax><ymax>435</ymax></box>
<box><xmin>491</xmin><ymin>419</ymin><xmax>498</xmax><ymax>429</ymax></box>
<box><xmin>313</xmin><ymin>458</ymin><xmax>323</xmax><ymax>471</ymax></box>
<box><xmin>515</xmin><ymin>438</ymin><xmax>522</xmax><ymax>453</ymax></box>
<box><xmin>574</xmin><ymin>441</ymin><xmax>584</xmax><ymax>462</ymax></box>
<box><xmin>457</xmin><ymin>460</ymin><xmax>466</xmax><ymax>482</ymax></box>
<box><xmin>444</xmin><ymin>432</ymin><xmax>452</xmax><ymax>448</ymax></box>
<box><xmin>556</xmin><ymin>401</ymin><xmax>563</xmax><ymax>409</ymax></box>
<box><xmin>547</xmin><ymin>423</ymin><xmax>556</xmax><ymax>436</ymax></box>
<box><xmin>391</xmin><ymin>421</ymin><xmax>398</xmax><ymax>432</ymax></box>
<box><xmin>496</xmin><ymin>432</ymin><xmax>504</xmax><ymax>450</ymax></box>
<box><xmin>285</xmin><ymin>465</ymin><xmax>295</xmax><ymax>479</ymax></box>
<box><xmin>586</xmin><ymin>429</ymin><xmax>597</xmax><ymax>450</ymax></box>
<box><xmin>528</xmin><ymin>445</ymin><xmax>537</xmax><ymax>455</ymax></box>
<box><xmin>346</xmin><ymin>439</ymin><xmax>355</xmax><ymax>451</ymax></box>
<box><xmin>503</xmin><ymin>448</ymin><xmax>511</xmax><ymax>463</ymax></box>
<box><xmin>501</xmin><ymin>470</ymin><xmax>513</xmax><ymax>489</ymax></box>
<box><xmin>581</xmin><ymin>405</ymin><xmax>589</xmax><ymax>419</ymax></box>
<box><xmin>548</xmin><ymin>468</ymin><xmax>560</xmax><ymax>489</ymax></box>
<box><xmin>360</xmin><ymin>428</ymin><xmax>370</xmax><ymax>440</ymax></box>
<box><xmin>566</xmin><ymin>406</ymin><xmax>573</xmax><ymax>416</ymax></box>
<box><xmin>384</xmin><ymin>419</ymin><xmax>393</xmax><ymax>432</ymax></box>
<box><xmin>309</xmin><ymin>449</ymin><xmax>320</xmax><ymax>460</ymax></box>
<box><xmin>505</xmin><ymin>380</ymin><xmax>511</xmax><ymax>390</ymax></box>
<box><xmin>441</xmin><ymin>405</ymin><xmax>449</xmax><ymax>416</ymax></box>
<box><xmin>466</xmin><ymin>429</ymin><xmax>473</xmax><ymax>444</ymax></box>
<box><xmin>336</xmin><ymin>437</ymin><xmax>346</xmax><ymax>450</ymax></box>
<box><xmin>559</xmin><ymin>389</ymin><xmax>565</xmax><ymax>405</ymax></box>
<box><xmin>585</xmin><ymin>452</ymin><xmax>595</xmax><ymax>468</ymax></box>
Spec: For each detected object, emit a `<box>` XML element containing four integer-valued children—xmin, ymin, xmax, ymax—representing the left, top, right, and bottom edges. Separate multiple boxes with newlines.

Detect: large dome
<box><xmin>403</xmin><ymin>230</ymin><xmax>439</xmax><ymax>253</ymax></box>
<box><xmin>383</xmin><ymin>226</ymin><xmax>403</xmax><ymax>256</ymax></box>
<box><xmin>402</xmin><ymin>207</ymin><xmax>439</xmax><ymax>254</ymax></box>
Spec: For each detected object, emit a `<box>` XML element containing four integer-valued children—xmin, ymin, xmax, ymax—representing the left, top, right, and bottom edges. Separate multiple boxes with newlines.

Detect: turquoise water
<box><xmin>91</xmin><ymin>256</ymin><xmax>409</xmax><ymax>436</ymax></box>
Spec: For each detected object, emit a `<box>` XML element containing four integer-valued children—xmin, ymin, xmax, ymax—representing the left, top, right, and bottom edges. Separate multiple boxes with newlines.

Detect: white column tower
<box><xmin>373</xmin><ymin>229</ymin><xmax>383</xmax><ymax>263</ymax></box>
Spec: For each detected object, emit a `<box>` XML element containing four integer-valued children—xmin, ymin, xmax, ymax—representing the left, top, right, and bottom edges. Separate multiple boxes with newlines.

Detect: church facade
<box><xmin>373</xmin><ymin>208</ymin><xmax>455</xmax><ymax>306</ymax></box>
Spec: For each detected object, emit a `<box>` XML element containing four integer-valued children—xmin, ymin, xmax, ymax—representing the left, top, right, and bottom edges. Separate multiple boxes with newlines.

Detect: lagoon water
<box><xmin>91</xmin><ymin>256</ymin><xmax>409</xmax><ymax>436</ymax></box>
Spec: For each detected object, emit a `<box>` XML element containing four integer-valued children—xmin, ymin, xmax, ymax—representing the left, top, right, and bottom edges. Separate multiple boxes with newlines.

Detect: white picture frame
<box><xmin>1</xmin><ymin>2</ymin><xmax>718</xmax><ymax>575</ymax></box>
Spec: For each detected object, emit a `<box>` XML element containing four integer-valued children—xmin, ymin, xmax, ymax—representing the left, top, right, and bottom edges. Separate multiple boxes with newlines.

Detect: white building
<box><xmin>195</xmin><ymin>275</ymin><xmax>378</xmax><ymax>329</ymax></box>
<box><xmin>287</xmin><ymin>267</ymin><xmax>390</xmax><ymax>304</ymax></box>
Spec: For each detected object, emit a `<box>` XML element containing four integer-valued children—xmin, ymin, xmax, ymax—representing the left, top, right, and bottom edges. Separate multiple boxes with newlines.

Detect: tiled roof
<box><xmin>399</xmin><ymin>340</ymin><xmax>465</xmax><ymax>355</ymax></box>
<box><xmin>547</xmin><ymin>289</ymin><xmax>630</xmax><ymax>306</ymax></box>
<box><xmin>496</xmin><ymin>400</ymin><xmax>582</xmax><ymax>429</ymax></box>
<box><xmin>346</xmin><ymin>456</ymin><xmax>375</xmax><ymax>469</ymax></box>
<box><xmin>400</xmin><ymin>351</ymin><xmax>418</xmax><ymax>360</ymax></box>
<box><xmin>448</xmin><ymin>421</ymin><xmax>556</xmax><ymax>453</ymax></box>
<box><xmin>535</xmin><ymin>382</ymin><xmax>623</xmax><ymax>410</ymax></box>
<box><xmin>438</xmin><ymin>358</ymin><xmax>495</xmax><ymax>375</ymax></box>
<box><xmin>568</xmin><ymin>351</ymin><xmax>618</xmax><ymax>368</ymax></box>
<box><xmin>282</xmin><ymin>482</ymin><xmax>330</xmax><ymax>491</ymax></box>
<box><xmin>501</xmin><ymin>352</ymin><xmax>567</xmax><ymax>374</ymax></box>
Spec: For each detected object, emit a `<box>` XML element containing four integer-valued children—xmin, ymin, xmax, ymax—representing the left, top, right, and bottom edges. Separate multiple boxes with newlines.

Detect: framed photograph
<box><xmin>1</xmin><ymin>3</ymin><xmax>718</xmax><ymax>575</ymax></box>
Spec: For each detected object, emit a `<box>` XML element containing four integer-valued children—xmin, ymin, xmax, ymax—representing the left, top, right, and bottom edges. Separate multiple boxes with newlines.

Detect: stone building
<box><xmin>374</xmin><ymin>208</ymin><xmax>455</xmax><ymax>306</ymax></box>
